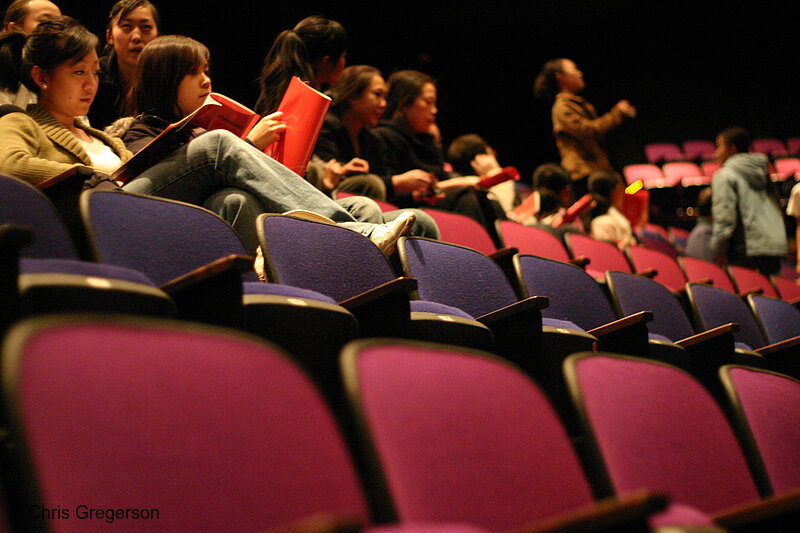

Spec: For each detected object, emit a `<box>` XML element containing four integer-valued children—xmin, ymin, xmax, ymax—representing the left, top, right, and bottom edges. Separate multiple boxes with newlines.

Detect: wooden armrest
<box><xmin>340</xmin><ymin>277</ymin><xmax>416</xmax><ymax>337</ymax></box>
<box><xmin>696</xmin><ymin>277</ymin><xmax>713</xmax><ymax>286</ymax></box>
<box><xmin>339</xmin><ymin>277</ymin><xmax>416</xmax><ymax>311</ymax></box>
<box><xmin>757</xmin><ymin>335</ymin><xmax>800</xmax><ymax>356</ymax></box>
<box><xmin>478</xmin><ymin>296</ymin><xmax>549</xmax><ymax>326</ymax></box>
<box><xmin>637</xmin><ymin>268</ymin><xmax>657</xmax><ymax>279</ymax></box>
<box><xmin>588</xmin><ymin>311</ymin><xmax>652</xmax><ymax>338</ymax></box>
<box><xmin>489</xmin><ymin>246</ymin><xmax>518</xmax><ymax>263</ymax></box>
<box><xmin>569</xmin><ymin>256</ymin><xmax>590</xmax><ymax>268</ymax></box>
<box><xmin>677</xmin><ymin>323</ymin><xmax>739</xmax><ymax>349</ymax></box>
<box><xmin>586</xmin><ymin>311</ymin><xmax>652</xmax><ymax>358</ymax></box>
<box><xmin>508</xmin><ymin>490</ymin><xmax>668</xmax><ymax>533</ymax></box>
<box><xmin>714</xmin><ymin>488</ymin><xmax>800</xmax><ymax>530</ymax></box>
<box><xmin>160</xmin><ymin>254</ymin><xmax>253</xmax><ymax>294</ymax></box>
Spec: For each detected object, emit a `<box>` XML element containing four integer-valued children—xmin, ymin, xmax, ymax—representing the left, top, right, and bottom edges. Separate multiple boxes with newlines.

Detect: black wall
<box><xmin>64</xmin><ymin>0</ymin><xmax>800</xmax><ymax>182</ymax></box>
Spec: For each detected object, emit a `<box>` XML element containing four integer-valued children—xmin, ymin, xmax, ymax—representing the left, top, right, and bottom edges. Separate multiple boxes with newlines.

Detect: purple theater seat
<box><xmin>495</xmin><ymin>220</ymin><xmax>572</xmax><ymax>262</ymax></box>
<box><xmin>81</xmin><ymin>190</ymin><xmax>359</xmax><ymax>381</ymax></box>
<box><xmin>1</xmin><ymin>315</ymin><xmax>371</xmax><ymax>532</ymax></box>
<box><xmin>564</xmin><ymin>352</ymin><xmax>787</xmax><ymax>526</ymax></box>
<box><xmin>0</xmin><ymin>175</ymin><xmax>175</xmax><ymax>318</ymax></box>
<box><xmin>257</xmin><ymin>214</ymin><xmax>493</xmax><ymax>351</ymax></box>
<box><xmin>686</xmin><ymin>282</ymin><xmax>765</xmax><ymax>351</ymax></box>
<box><xmin>747</xmin><ymin>294</ymin><xmax>800</xmax><ymax>345</ymax></box>
<box><xmin>721</xmin><ymin>365</ymin><xmax>800</xmax><ymax>495</ymax></box>
<box><xmin>342</xmin><ymin>340</ymin><xmax>705</xmax><ymax>531</ymax></box>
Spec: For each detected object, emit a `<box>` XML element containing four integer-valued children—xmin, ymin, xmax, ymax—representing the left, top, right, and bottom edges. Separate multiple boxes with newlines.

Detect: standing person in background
<box><xmin>533</xmin><ymin>58</ymin><xmax>636</xmax><ymax>197</ymax></box>
<box><xmin>785</xmin><ymin>181</ymin><xmax>800</xmax><ymax>274</ymax></box>
<box><xmin>0</xmin><ymin>0</ymin><xmax>60</xmax><ymax>106</ymax></box>
<box><xmin>89</xmin><ymin>0</ymin><xmax>158</xmax><ymax>129</ymax></box>
<box><xmin>711</xmin><ymin>127</ymin><xmax>787</xmax><ymax>276</ymax></box>
<box><xmin>254</xmin><ymin>15</ymin><xmax>347</xmax><ymax>115</ymax></box>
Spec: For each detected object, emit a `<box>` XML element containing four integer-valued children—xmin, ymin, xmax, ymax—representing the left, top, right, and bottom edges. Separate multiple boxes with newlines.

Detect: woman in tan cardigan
<box><xmin>534</xmin><ymin>58</ymin><xmax>636</xmax><ymax>196</ymax></box>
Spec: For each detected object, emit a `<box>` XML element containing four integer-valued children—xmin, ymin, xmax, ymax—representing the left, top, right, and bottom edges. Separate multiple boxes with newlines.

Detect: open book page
<box><xmin>112</xmin><ymin>93</ymin><xmax>260</xmax><ymax>183</ymax></box>
<box><xmin>264</xmin><ymin>77</ymin><xmax>331</xmax><ymax>176</ymax></box>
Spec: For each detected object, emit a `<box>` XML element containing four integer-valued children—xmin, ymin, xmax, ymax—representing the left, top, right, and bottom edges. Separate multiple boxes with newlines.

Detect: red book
<box><xmin>264</xmin><ymin>77</ymin><xmax>331</xmax><ymax>176</ymax></box>
<box><xmin>112</xmin><ymin>93</ymin><xmax>260</xmax><ymax>183</ymax></box>
<box><xmin>552</xmin><ymin>193</ymin><xmax>595</xmax><ymax>228</ymax></box>
<box><xmin>478</xmin><ymin>166</ymin><xmax>520</xmax><ymax>188</ymax></box>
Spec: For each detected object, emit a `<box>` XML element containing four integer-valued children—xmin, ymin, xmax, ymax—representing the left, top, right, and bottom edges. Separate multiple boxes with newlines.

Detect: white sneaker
<box><xmin>369</xmin><ymin>211</ymin><xmax>416</xmax><ymax>256</ymax></box>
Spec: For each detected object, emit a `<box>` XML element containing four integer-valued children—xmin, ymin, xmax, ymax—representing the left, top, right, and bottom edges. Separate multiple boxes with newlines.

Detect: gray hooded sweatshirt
<box><xmin>710</xmin><ymin>152</ymin><xmax>787</xmax><ymax>259</ymax></box>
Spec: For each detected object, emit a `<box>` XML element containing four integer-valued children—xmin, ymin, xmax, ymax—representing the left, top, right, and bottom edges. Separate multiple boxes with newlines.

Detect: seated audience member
<box><xmin>0</xmin><ymin>0</ymin><xmax>60</xmax><ymax>106</ymax></box>
<box><xmin>786</xmin><ymin>180</ymin><xmax>800</xmax><ymax>274</ymax></box>
<box><xmin>585</xmin><ymin>170</ymin><xmax>636</xmax><ymax>248</ymax></box>
<box><xmin>375</xmin><ymin>70</ymin><xmax>502</xmax><ymax>227</ymax></box>
<box><xmin>710</xmin><ymin>127</ymin><xmax>787</xmax><ymax>276</ymax></box>
<box><xmin>0</xmin><ymin>21</ymin><xmax>423</xmax><ymax>256</ymax></box>
<box><xmin>685</xmin><ymin>187</ymin><xmax>714</xmax><ymax>262</ymax></box>
<box><xmin>89</xmin><ymin>0</ymin><xmax>159</xmax><ymax>129</ymax></box>
<box><xmin>255</xmin><ymin>15</ymin><xmax>347</xmax><ymax>115</ymax></box>
<box><xmin>313</xmin><ymin>64</ymin><xmax>389</xmax><ymax>200</ymax></box>
<box><xmin>446</xmin><ymin>133</ymin><xmax>517</xmax><ymax>213</ymax></box>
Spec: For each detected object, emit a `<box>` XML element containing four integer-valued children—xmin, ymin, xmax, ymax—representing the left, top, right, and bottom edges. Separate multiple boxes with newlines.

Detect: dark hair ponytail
<box><xmin>255</xmin><ymin>15</ymin><xmax>347</xmax><ymax>114</ymax></box>
<box><xmin>0</xmin><ymin>30</ymin><xmax>26</xmax><ymax>91</ymax></box>
<box><xmin>533</xmin><ymin>58</ymin><xmax>564</xmax><ymax>100</ymax></box>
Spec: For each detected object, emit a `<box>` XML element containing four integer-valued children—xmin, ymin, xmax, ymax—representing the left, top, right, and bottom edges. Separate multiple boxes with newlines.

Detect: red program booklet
<box><xmin>478</xmin><ymin>166</ymin><xmax>520</xmax><ymax>188</ymax></box>
<box><xmin>264</xmin><ymin>76</ymin><xmax>331</xmax><ymax>176</ymax></box>
<box><xmin>112</xmin><ymin>93</ymin><xmax>260</xmax><ymax>183</ymax></box>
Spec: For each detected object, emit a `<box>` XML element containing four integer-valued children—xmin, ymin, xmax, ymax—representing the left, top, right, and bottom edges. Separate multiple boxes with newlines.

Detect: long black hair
<box><xmin>255</xmin><ymin>15</ymin><xmax>347</xmax><ymax>114</ymax></box>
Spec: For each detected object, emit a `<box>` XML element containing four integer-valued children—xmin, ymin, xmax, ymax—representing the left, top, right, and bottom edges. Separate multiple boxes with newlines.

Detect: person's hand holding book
<box><xmin>247</xmin><ymin>111</ymin><xmax>287</xmax><ymax>150</ymax></box>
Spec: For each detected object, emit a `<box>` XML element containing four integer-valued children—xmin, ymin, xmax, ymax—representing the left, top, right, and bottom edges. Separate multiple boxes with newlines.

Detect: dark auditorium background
<box><xmin>63</xmin><ymin>0</ymin><xmax>800</xmax><ymax>182</ymax></box>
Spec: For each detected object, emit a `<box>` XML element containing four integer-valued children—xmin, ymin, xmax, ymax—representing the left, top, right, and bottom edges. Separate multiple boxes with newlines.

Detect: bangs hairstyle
<box><xmin>328</xmin><ymin>64</ymin><xmax>380</xmax><ymax>114</ymax></box>
<box><xmin>20</xmin><ymin>17</ymin><xmax>99</xmax><ymax>93</ymax></box>
<box><xmin>130</xmin><ymin>35</ymin><xmax>209</xmax><ymax>120</ymax></box>
<box><xmin>385</xmin><ymin>70</ymin><xmax>435</xmax><ymax>120</ymax></box>
<box><xmin>105</xmin><ymin>0</ymin><xmax>159</xmax><ymax>52</ymax></box>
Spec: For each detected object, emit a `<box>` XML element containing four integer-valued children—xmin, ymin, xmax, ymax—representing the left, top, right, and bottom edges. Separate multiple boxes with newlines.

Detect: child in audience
<box><xmin>446</xmin><ymin>134</ymin><xmax>517</xmax><ymax>214</ymax></box>
<box><xmin>0</xmin><ymin>21</ymin><xmax>423</xmax><ymax>256</ymax></box>
<box><xmin>255</xmin><ymin>15</ymin><xmax>347</xmax><ymax>115</ymax></box>
<box><xmin>585</xmin><ymin>170</ymin><xmax>636</xmax><ymax>248</ymax></box>
<box><xmin>685</xmin><ymin>187</ymin><xmax>714</xmax><ymax>262</ymax></box>
<box><xmin>89</xmin><ymin>0</ymin><xmax>159</xmax><ymax>129</ymax></box>
<box><xmin>0</xmin><ymin>0</ymin><xmax>60</xmax><ymax>106</ymax></box>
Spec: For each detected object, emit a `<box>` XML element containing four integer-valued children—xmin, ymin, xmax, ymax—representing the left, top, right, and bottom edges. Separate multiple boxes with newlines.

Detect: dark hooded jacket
<box><xmin>710</xmin><ymin>153</ymin><xmax>787</xmax><ymax>259</ymax></box>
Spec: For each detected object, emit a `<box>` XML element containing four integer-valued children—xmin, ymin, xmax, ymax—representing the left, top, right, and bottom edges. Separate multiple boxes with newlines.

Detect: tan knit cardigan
<box><xmin>0</xmin><ymin>104</ymin><xmax>132</xmax><ymax>188</ymax></box>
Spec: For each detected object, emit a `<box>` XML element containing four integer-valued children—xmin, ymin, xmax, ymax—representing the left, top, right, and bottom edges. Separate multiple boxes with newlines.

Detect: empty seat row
<box><xmin>2</xmin><ymin>316</ymin><xmax>800</xmax><ymax>531</ymax></box>
<box><xmin>645</xmin><ymin>138</ymin><xmax>800</xmax><ymax>164</ymax></box>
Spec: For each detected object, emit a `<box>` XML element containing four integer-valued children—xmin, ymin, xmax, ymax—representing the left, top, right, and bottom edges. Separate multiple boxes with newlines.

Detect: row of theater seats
<box><xmin>3</xmin><ymin>315</ymin><xmax>800</xmax><ymax>532</ymax></box>
<box><xmin>2</xmin><ymin>173</ymin><xmax>800</xmax><ymax>530</ymax></box>
<box><xmin>645</xmin><ymin>138</ymin><xmax>800</xmax><ymax>165</ymax></box>
<box><xmin>624</xmin><ymin>158</ymin><xmax>800</xmax><ymax>189</ymax></box>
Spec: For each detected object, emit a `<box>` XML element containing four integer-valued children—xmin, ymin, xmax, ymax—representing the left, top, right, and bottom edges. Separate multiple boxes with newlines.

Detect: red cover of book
<box><xmin>551</xmin><ymin>193</ymin><xmax>595</xmax><ymax>228</ymax></box>
<box><xmin>112</xmin><ymin>93</ymin><xmax>260</xmax><ymax>183</ymax></box>
<box><xmin>264</xmin><ymin>76</ymin><xmax>331</xmax><ymax>176</ymax></box>
<box><xmin>478</xmin><ymin>166</ymin><xmax>520</xmax><ymax>188</ymax></box>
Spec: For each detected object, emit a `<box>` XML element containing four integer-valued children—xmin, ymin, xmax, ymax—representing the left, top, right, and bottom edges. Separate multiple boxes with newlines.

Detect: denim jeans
<box><xmin>123</xmin><ymin>130</ymin><xmax>380</xmax><ymax>237</ymax></box>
